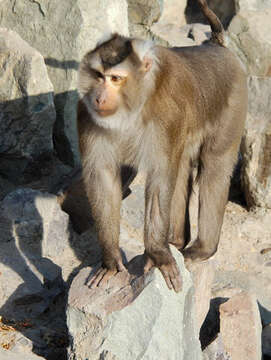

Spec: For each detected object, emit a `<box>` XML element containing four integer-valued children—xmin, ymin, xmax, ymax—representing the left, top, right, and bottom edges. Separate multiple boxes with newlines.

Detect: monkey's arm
<box><xmin>84</xmin><ymin>168</ymin><xmax>126</xmax><ymax>287</ymax></box>
<box><xmin>144</xmin><ymin>169</ymin><xmax>182</xmax><ymax>292</ymax></box>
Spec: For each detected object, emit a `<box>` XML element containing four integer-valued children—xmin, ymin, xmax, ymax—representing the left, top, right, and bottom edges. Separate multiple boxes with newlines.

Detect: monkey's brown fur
<box><xmin>76</xmin><ymin>0</ymin><xmax>247</xmax><ymax>292</ymax></box>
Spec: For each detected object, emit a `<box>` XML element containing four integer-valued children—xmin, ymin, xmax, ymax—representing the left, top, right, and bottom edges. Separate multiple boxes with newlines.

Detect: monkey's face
<box><xmin>89</xmin><ymin>68</ymin><xmax>128</xmax><ymax>118</ymax></box>
<box><xmin>78</xmin><ymin>34</ymin><xmax>156</xmax><ymax>129</ymax></box>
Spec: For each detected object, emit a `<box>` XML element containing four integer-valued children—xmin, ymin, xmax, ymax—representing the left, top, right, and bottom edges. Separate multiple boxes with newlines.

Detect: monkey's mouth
<box><xmin>94</xmin><ymin>108</ymin><xmax>116</xmax><ymax>117</ymax></box>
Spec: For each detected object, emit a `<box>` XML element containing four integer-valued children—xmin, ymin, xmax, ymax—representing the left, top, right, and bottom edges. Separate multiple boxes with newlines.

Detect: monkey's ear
<box><xmin>142</xmin><ymin>56</ymin><xmax>153</xmax><ymax>73</ymax></box>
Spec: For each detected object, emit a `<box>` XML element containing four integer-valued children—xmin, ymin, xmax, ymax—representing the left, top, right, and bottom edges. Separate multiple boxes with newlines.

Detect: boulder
<box><xmin>0</xmin><ymin>28</ymin><xmax>55</xmax><ymax>183</ymax></box>
<box><xmin>0</xmin><ymin>188</ymin><xmax>72</xmax><ymax>320</ymax></box>
<box><xmin>67</xmin><ymin>246</ymin><xmax>203</xmax><ymax>360</ymax></box>
<box><xmin>159</xmin><ymin>0</ymin><xmax>187</xmax><ymax>26</ymax></box>
<box><xmin>0</xmin><ymin>0</ymin><xmax>129</xmax><ymax>165</ymax></box>
<box><xmin>151</xmin><ymin>22</ymin><xmax>209</xmax><ymax>47</ymax></box>
<box><xmin>219</xmin><ymin>292</ymin><xmax>262</xmax><ymax>360</ymax></box>
<box><xmin>241</xmin><ymin>76</ymin><xmax>271</xmax><ymax>208</ymax></box>
<box><xmin>228</xmin><ymin>9</ymin><xmax>271</xmax><ymax>76</ymax></box>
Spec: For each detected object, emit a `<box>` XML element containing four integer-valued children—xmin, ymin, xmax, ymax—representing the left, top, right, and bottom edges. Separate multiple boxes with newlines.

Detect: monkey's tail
<box><xmin>197</xmin><ymin>0</ymin><xmax>224</xmax><ymax>47</ymax></box>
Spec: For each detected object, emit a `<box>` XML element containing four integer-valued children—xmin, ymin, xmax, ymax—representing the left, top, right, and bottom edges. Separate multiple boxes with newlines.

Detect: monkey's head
<box><xmin>78</xmin><ymin>34</ymin><xmax>157</xmax><ymax>129</ymax></box>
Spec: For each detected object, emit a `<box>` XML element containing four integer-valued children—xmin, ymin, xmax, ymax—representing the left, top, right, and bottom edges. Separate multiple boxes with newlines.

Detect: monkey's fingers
<box><xmin>87</xmin><ymin>267</ymin><xmax>116</xmax><ymax>288</ymax></box>
<box><xmin>159</xmin><ymin>262</ymin><xmax>182</xmax><ymax>293</ymax></box>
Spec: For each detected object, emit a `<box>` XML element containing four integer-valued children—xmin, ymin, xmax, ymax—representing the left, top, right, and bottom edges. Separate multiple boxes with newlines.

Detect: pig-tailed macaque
<box><xmin>77</xmin><ymin>0</ymin><xmax>247</xmax><ymax>292</ymax></box>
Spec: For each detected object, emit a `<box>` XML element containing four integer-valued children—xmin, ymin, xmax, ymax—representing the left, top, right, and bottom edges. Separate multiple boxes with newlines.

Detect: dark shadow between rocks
<box><xmin>185</xmin><ymin>0</ymin><xmax>237</xmax><ymax>30</ymax></box>
<box><xmin>199</xmin><ymin>297</ymin><xmax>229</xmax><ymax>350</ymax></box>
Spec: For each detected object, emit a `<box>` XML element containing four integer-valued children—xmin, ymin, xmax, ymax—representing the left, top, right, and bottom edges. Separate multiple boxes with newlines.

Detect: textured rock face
<box><xmin>67</xmin><ymin>246</ymin><xmax>203</xmax><ymax>360</ymax></box>
<box><xmin>0</xmin><ymin>0</ymin><xmax>129</xmax><ymax>165</ymax></box>
<box><xmin>0</xmin><ymin>28</ymin><xmax>55</xmax><ymax>182</ymax></box>
<box><xmin>219</xmin><ymin>292</ymin><xmax>262</xmax><ymax>360</ymax></box>
<box><xmin>241</xmin><ymin>76</ymin><xmax>271</xmax><ymax>208</ymax></box>
<box><xmin>228</xmin><ymin>8</ymin><xmax>271</xmax><ymax>77</ymax></box>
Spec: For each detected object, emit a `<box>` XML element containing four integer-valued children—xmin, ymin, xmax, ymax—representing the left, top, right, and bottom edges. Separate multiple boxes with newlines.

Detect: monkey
<box><xmin>76</xmin><ymin>0</ymin><xmax>247</xmax><ymax>292</ymax></box>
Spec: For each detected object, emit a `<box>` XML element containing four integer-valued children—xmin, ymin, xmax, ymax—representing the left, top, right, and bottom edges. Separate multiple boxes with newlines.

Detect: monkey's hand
<box><xmin>144</xmin><ymin>256</ymin><xmax>182</xmax><ymax>293</ymax></box>
<box><xmin>86</xmin><ymin>260</ymin><xmax>127</xmax><ymax>288</ymax></box>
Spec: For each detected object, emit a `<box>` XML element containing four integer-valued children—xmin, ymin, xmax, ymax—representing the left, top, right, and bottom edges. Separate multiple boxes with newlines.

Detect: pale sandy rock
<box><xmin>0</xmin><ymin>348</ymin><xmax>43</xmax><ymax>360</ymax></box>
<box><xmin>187</xmin><ymin>260</ymin><xmax>215</xmax><ymax>334</ymax></box>
<box><xmin>159</xmin><ymin>0</ymin><xmax>187</xmax><ymax>26</ymax></box>
<box><xmin>219</xmin><ymin>292</ymin><xmax>262</xmax><ymax>360</ymax></box>
<box><xmin>67</xmin><ymin>246</ymin><xmax>203</xmax><ymax>360</ymax></box>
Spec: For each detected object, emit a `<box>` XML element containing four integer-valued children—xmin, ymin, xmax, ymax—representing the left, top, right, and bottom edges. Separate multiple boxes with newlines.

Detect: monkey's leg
<box><xmin>144</xmin><ymin>172</ymin><xmax>182</xmax><ymax>292</ymax></box>
<box><xmin>85</xmin><ymin>169</ymin><xmax>127</xmax><ymax>288</ymax></box>
<box><xmin>183</xmin><ymin>149</ymin><xmax>236</xmax><ymax>262</ymax></box>
<box><xmin>169</xmin><ymin>155</ymin><xmax>192</xmax><ymax>250</ymax></box>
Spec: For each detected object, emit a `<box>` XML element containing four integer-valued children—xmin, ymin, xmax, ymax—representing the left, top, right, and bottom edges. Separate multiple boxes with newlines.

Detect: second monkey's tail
<box><xmin>197</xmin><ymin>0</ymin><xmax>224</xmax><ymax>47</ymax></box>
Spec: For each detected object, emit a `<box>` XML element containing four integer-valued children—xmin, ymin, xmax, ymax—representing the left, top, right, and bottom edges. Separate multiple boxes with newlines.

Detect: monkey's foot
<box><xmin>144</xmin><ymin>257</ymin><xmax>182</xmax><ymax>293</ymax></box>
<box><xmin>182</xmin><ymin>243</ymin><xmax>215</xmax><ymax>264</ymax></box>
<box><xmin>87</xmin><ymin>261</ymin><xmax>127</xmax><ymax>288</ymax></box>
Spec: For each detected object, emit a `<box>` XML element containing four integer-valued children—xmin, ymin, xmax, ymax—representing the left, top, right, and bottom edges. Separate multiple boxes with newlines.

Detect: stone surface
<box><xmin>159</xmin><ymin>0</ymin><xmax>187</xmax><ymax>26</ymax></box>
<box><xmin>262</xmin><ymin>323</ymin><xmax>271</xmax><ymax>357</ymax></box>
<box><xmin>202</xmin><ymin>334</ymin><xmax>231</xmax><ymax>360</ymax></box>
<box><xmin>0</xmin><ymin>188</ymin><xmax>72</xmax><ymax>319</ymax></box>
<box><xmin>228</xmin><ymin>9</ymin><xmax>271</xmax><ymax>77</ymax></box>
<box><xmin>187</xmin><ymin>260</ymin><xmax>214</xmax><ymax>334</ymax></box>
<box><xmin>152</xmin><ymin>21</ymin><xmax>211</xmax><ymax>47</ymax></box>
<box><xmin>0</xmin><ymin>28</ymin><xmax>55</xmax><ymax>182</ymax></box>
<box><xmin>67</xmin><ymin>246</ymin><xmax>203</xmax><ymax>360</ymax></box>
<box><xmin>0</xmin><ymin>348</ymin><xmax>43</xmax><ymax>360</ymax></box>
<box><xmin>0</xmin><ymin>0</ymin><xmax>129</xmax><ymax>165</ymax></box>
<box><xmin>219</xmin><ymin>292</ymin><xmax>262</xmax><ymax>360</ymax></box>
<box><xmin>241</xmin><ymin>76</ymin><xmax>271</xmax><ymax>208</ymax></box>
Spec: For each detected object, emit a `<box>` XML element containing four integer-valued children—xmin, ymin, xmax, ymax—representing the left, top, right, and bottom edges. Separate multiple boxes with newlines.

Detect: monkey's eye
<box><xmin>110</xmin><ymin>75</ymin><xmax>124</xmax><ymax>83</ymax></box>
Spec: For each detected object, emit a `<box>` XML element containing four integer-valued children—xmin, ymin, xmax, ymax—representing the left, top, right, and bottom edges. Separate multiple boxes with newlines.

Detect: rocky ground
<box><xmin>0</xmin><ymin>177</ymin><xmax>270</xmax><ymax>359</ymax></box>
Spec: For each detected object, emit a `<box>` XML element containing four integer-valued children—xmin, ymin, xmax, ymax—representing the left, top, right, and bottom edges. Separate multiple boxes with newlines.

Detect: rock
<box><xmin>0</xmin><ymin>0</ymin><xmax>129</xmax><ymax>165</ymax></box>
<box><xmin>228</xmin><ymin>9</ymin><xmax>271</xmax><ymax>76</ymax></box>
<box><xmin>0</xmin><ymin>348</ymin><xmax>43</xmax><ymax>360</ymax></box>
<box><xmin>262</xmin><ymin>323</ymin><xmax>271</xmax><ymax>357</ymax></box>
<box><xmin>0</xmin><ymin>28</ymin><xmax>56</xmax><ymax>183</ymax></box>
<box><xmin>152</xmin><ymin>22</ymin><xmax>211</xmax><ymax>47</ymax></box>
<box><xmin>202</xmin><ymin>334</ymin><xmax>231</xmax><ymax>360</ymax></box>
<box><xmin>236</xmin><ymin>0</ymin><xmax>271</xmax><ymax>12</ymax></box>
<box><xmin>159</xmin><ymin>0</ymin><xmax>187</xmax><ymax>26</ymax></box>
<box><xmin>241</xmin><ymin>76</ymin><xmax>271</xmax><ymax>208</ymax></box>
<box><xmin>187</xmin><ymin>260</ymin><xmax>214</xmax><ymax>334</ymax></box>
<box><xmin>0</xmin><ymin>188</ymin><xmax>73</xmax><ymax>320</ymax></box>
<box><xmin>67</xmin><ymin>246</ymin><xmax>203</xmax><ymax>360</ymax></box>
<box><xmin>219</xmin><ymin>292</ymin><xmax>262</xmax><ymax>360</ymax></box>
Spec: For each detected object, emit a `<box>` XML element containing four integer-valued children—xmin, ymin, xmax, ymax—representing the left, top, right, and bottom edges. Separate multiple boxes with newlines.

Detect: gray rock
<box><xmin>228</xmin><ymin>9</ymin><xmax>271</xmax><ymax>76</ymax></box>
<box><xmin>219</xmin><ymin>292</ymin><xmax>262</xmax><ymax>360</ymax></box>
<box><xmin>0</xmin><ymin>28</ymin><xmax>55</xmax><ymax>182</ymax></box>
<box><xmin>203</xmin><ymin>334</ymin><xmax>231</xmax><ymax>360</ymax></box>
<box><xmin>241</xmin><ymin>76</ymin><xmax>271</xmax><ymax>209</ymax></box>
<box><xmin>0</xmin><ymin>188</ymin><xmax>71</xmax><ymax>320</ymax></box>
<box><xmin>67</xmin><ymin>246</ymin><xmax>203</xmax><ymax>360</ymax></box>
<box><xmin>0</xmin><ymin>0</ymin><xmax>129</xmax><ymax>165</ymax></box>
